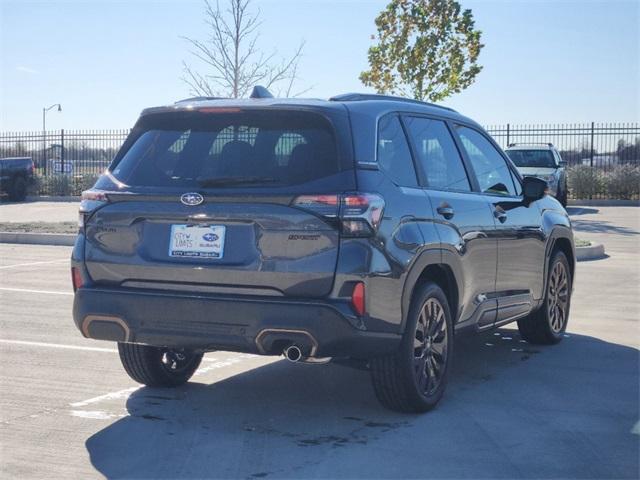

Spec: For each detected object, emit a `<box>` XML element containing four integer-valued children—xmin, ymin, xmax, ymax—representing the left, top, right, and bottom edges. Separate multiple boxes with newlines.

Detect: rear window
<box><xmin>110</xmin><ymin>110</ymin><xmax>344</xmax><ymax>188</ymax></box>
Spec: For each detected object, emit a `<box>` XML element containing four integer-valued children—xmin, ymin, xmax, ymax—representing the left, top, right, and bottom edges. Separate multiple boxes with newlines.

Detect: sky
<box><xmin>1</xmin><ymin>0</ymin><xmax>638</xmax><ymax>131</ymax></box>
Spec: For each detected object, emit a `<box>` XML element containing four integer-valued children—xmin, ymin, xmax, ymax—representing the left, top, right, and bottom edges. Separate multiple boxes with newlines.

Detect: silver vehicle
<box><xmin>505</xmin><ymin>143</ymin><xmax>567</xmax><ymax>206</ymax></box>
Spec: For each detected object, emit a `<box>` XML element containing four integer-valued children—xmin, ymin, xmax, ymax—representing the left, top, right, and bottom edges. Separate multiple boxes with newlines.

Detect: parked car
<box><xmin>0</xmin><ymin>157</ymin><xmax>34</xmax><ymax>201</ymax></box>
<box><xmin>505</xmin><ymin>143</ymin><xmax>568</xmax><ymax>206</ymax></box>
<box><xmin>71</xmin><ymin>88</ymin><xmax>575</xmax><ymax>413</ymax></box>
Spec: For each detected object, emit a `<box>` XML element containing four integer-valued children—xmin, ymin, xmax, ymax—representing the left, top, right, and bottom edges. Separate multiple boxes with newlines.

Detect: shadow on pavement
<box><xmin>85</xmin><ymin>329</ymin><xmax>639</xmax><ymax>479</ymax></box>
<box><xmin>572</xmin><ymin>217</ymin><xmax>639</xmax><ymax>236</ymax></box>
<box><xmin>566</xmin><ymin>207</ymin><xmax>599</xmax><ymax>216</ymax></box>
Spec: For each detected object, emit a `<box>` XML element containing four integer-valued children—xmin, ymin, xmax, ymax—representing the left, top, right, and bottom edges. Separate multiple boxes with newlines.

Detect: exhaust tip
<box><xmin>284</xmin><ymin>345</ymin><xmax>303</xmax><ymax>363</ymax></box>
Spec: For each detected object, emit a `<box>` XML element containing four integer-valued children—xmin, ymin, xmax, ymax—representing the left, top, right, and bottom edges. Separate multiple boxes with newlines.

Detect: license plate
<box><xmin>169</xmin><ymin>224</ymin><xmax>226</xmax><ymax>259</ymax></box>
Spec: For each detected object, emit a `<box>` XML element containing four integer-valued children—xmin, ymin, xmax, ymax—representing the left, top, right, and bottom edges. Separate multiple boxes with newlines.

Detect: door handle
<box><xmin>437</xmin><ymin>204</ymin><xmax>455</xmax><ymax>220</ymax></box>
<box><xmin>494</xmin><ymin>208</ymin><xmax>507</xmax><ymax>223</ymax></box>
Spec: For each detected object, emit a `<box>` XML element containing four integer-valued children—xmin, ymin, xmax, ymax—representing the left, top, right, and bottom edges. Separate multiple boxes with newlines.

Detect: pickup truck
<box><xmin>0</xmin><ymin>157</ymin><xmax>35</xmax><ymax>201</ymax></box>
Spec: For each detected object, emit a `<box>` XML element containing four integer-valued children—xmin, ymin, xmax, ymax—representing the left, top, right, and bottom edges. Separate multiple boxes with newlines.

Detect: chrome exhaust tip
<box><xmin>283</xmin><ymin>345</ymin><xmax>303</xmax><ymax>363</ymax></box>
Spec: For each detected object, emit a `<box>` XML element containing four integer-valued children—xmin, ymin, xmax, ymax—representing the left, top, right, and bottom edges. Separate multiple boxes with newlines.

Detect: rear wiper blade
<box><xmin>196</xmin><ymin>176</ymin><xmax>281</xmax><ymax>187</ymax></box>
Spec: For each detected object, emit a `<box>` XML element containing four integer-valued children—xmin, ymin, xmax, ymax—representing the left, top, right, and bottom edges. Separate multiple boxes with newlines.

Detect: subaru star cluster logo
<box><xmin>180</xmin><ymin>192</ymin><xmax>204</xmax><ymax>206</ymax></box>
<box><xmin>202</xmin><ymin>233</ymin><xmax>219</xmax><ymax>242</ymax></box>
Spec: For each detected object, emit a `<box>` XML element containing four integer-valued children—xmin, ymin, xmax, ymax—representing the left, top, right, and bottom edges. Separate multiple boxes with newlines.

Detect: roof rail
<box><xmin>507</xmin><ymin>143</ymin><xmax>554</xmax><ymax>148</ymax></box>
<box><xmin>175</xmin><ymin>96</ymin><xmax>223</xmax><ymax>103</ymax></box>
<box><xmin>329</xmin><ymin>93</ymin><xmax>456</xmax><ymax>112</ymax></box>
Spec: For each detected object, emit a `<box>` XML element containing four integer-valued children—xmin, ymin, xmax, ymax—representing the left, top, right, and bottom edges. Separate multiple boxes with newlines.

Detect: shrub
<box><xmin>567</xmin><ymin>165</ymin><xmax>606</xmax><ymax>199</ymax></box>
<box><xmin>31</xmin><ymin>173</ymin><xmax>100</xmax><ymax>196</ymax></box>
<box><xmin>604</xmin><ymin>165</ymin><xmax>640</xmax><ymax>200</ymax></box>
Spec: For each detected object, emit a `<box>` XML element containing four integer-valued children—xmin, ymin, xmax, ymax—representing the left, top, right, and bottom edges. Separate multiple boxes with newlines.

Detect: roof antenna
<box><xmin>250</xmin><ymin>85</ymin><xmax>274</xmax><ymax>99</ymax></box>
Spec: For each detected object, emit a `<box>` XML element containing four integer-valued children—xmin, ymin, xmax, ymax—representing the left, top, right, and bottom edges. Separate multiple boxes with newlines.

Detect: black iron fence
<box><xmin>1</xmin><ymin>123</ymin><xmax>638</xmax><ymax>198</ymax></box>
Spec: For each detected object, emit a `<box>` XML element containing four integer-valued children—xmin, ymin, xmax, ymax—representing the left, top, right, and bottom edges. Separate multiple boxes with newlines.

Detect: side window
<box><xmin>377</xmin><ymin>115</ymin><xmax>418</xmax><ymax>187</ymax></box>
<box><xmin>455</xmin><ymin>126</ymin><xmax>517</xmax><ymax>196</ymax></box>
<box><xmin>403</xmin><ymin>117</ymin><xmax>471</xmax><ymax>192</ymax></box>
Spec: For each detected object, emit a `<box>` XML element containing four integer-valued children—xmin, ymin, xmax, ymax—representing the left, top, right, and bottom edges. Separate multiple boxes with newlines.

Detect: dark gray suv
<box><xmin>71</xmin><ymin>89</ymin><xmax>575</xmax><ymax>412</ymax></box>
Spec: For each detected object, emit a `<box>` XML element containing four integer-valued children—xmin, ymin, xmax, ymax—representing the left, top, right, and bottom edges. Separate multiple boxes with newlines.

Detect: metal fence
<box><xmin>1</xmin><ymin>123</ymin><xmax>639</xmax><ymax>198</ymax></box>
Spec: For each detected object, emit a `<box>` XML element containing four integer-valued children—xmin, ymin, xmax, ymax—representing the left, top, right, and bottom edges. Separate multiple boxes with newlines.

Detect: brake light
<box><xmin>351</xmin><ymin>282</ymin><xmax>366</xmax><ymax>316</ymax></box>
<box><xmin>197</xmin><ymin>107</ymin><xmax>242</xmax><ymax>113</ymax></box>
<box><xmin>292</xmin><ymin>193</ymin><xmax>385</xmax><ymax>237</ymax></box>
<box><xmin>71</xmin><ymin>267</ymin><xmax>83</xmax><ymax>292</ymax></box>
<box><xmin>79</xmin><ymin>189</ymin><xmax>109</xmax><ymax>229</ymax></box>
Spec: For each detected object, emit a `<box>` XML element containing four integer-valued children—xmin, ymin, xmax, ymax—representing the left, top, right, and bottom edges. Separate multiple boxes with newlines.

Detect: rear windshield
<box><xmin>506</xmin><ymin>149</ymin><xmax>556</xmax><ymax>168</ymax></box>
<box><xmin>110</xmin><ymin>109</ymin><xmax>345</xmax><ymax>189</ymax></box>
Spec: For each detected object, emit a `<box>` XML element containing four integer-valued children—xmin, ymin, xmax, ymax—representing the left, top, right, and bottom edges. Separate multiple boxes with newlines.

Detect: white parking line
<box><xmin>0</xmin><ymin>287</ymin><xmax>73</xmax><ymax>296</ymax></box>
<box><xmin>0</xmin><ymin>259</ymin><xmax>68</xmax><ymax>270</ymax></box>
<box><xmin>0</xmin><ymin>339</ymin><xmax>118</xmax><ymax>352</ymax></box>
<box><xmin>70</xmin><ymin>387</ymin><xmax>141</xmax><ymax>407</ymax></box>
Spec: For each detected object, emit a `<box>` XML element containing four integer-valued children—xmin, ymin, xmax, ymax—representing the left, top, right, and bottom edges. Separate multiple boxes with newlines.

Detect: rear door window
<box><xmin>403</xmin><ymin>116</ymin><xmax>471</xmax><ymax>192</ymax></box>
<box><xmin>376</xmin><ymin>115</ymin><xmax>418</xmax><ymax>187</ymax></box>
<box><xmin>110</xmin><ymin>110</ymin><xmax>344</xmax><ymax>189</ymax></box>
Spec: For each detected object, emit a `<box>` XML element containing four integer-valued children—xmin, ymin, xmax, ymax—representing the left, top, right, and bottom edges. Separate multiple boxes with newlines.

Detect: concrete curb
<box><xmin>576</xmin><ymin>243</ymin><xmax>606</xmax><ymax>261</ymax></box>
<box><xmin>0</xmin><ymin>232</ymin><xmax>76</xmax><ymax>246</ymax></box>
<box><xmin>569</xmin><ymin>199</ymin><xmax>639</xmax><ymax>207</ymax></box>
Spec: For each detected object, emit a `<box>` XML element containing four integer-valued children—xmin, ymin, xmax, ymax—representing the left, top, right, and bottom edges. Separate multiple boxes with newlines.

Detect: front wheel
<box><xmin>117</xmin><ymin>343</ymin><xmax>203</xmax><ymax>387</ymax></box>
<box><xmin>518</xmin><ymin>250</ymin><xmax>572</xmax><ymax>344</ymax></box>
<box><xmin>371</xmin><ymin>282</ymin><xmax>453</xmax><ymax>413</ymax></box>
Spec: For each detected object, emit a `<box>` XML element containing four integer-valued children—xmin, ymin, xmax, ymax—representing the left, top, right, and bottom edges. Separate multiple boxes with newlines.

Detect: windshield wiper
<box><xmin>196</xmin><ymin>176</ymin><xmax>281</xmax><ymax>187</ymax></box>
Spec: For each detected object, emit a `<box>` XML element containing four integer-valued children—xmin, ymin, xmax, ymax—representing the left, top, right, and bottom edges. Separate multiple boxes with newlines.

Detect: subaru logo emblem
<box><xmin>202</xmin><ymin>233</ymin><xmax>218</xmax><ymax>242</ymax></box>
<box><xmin>180</xmin><ymin>192</ymin><xmax>204</xmax><ymax>206</ymax></box>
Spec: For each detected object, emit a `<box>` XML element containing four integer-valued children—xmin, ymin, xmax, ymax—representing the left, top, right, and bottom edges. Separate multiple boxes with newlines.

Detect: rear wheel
<box><xmin>518</xmin><ymin>251</ymin><xmax>572</xmax><ymax>344</ymax></box>
<box><xmin>117</xmin><ymin>343</ymin><xmax>203</xmax><ymax>387</ymax></box>
<box><xmin>9</xmin><ymin>177</ymin><xmax>27</xmax><ymax>202</ymax></box>
<box><xmin>371</xmin><ymin>282</ymin><xmax>453</xmax><ymax>413</ymax></box>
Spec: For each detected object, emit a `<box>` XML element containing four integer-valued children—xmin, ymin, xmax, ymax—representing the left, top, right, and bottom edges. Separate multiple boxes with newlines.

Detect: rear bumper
<box><xmin>72</xmin><ymin>287</ymin><xmax>400</xmax><ymax>358</ymax></box>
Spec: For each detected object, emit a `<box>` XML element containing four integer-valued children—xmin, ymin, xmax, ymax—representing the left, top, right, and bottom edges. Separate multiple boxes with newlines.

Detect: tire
<box><xmin>117</xmin><ymin>342</ymin><xmax>203</xmax><ymax>387</ymax></box>
<box><xmin>371</xmin><ymin>282</ymin><xmax>454</xmax><ymax>413</ymax></box>
<box><xmin>9</xmin><ymin>177</ymin><xmax>27</xmax><ymax>202</ymax></box>
<box><xmin>517</xmin><ymin>250</ymin><xmax>572</xmax><ymax>345</ymax></box>
<box><xmin>558</xmin><ymin>187</ymin><xmax>568</xmax><ymax>208</ymax></box>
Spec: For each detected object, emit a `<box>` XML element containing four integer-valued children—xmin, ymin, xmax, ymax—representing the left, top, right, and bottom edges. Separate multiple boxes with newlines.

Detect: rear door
<box><xmin>84</xmin><ymin>108</ymin><xmax>355</xmax><ymax>298</ymax></box>
<box><xmin>402</xmin><ymin>115</ymin><xmax>498</xmax><ymax>328</ymax></box>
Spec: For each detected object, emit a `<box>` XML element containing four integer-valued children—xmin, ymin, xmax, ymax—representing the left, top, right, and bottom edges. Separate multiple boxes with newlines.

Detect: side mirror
<box><xmin>522</xmin><ymin>176</ymin><xmax>547</xmax><ymax>203</ymax></box>
<box><xmin>558</xmin><ymin>160</ymin><xmax>567</xmax><ymax>167</ymax></box>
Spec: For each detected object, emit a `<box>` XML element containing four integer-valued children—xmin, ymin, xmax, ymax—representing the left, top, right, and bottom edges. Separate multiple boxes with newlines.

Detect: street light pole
<box><xmin>42</xmin><ymin>104</ymin><xmax>62</xmax><ymax>175</ymax></box>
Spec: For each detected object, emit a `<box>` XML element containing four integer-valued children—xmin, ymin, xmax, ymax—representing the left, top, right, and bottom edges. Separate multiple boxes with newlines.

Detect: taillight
<box><xmin>71</xmin><ymin>267</ymin><xmax>83</xmax><ymax>292</ymax></box>
<box><xmin>292</xmin><ymin>193</ymin><xmax>385</xmax><ymax>237</ymax></box>
<box><xmin>79</xmin><ymin>189</ymin><xmax>109</xmax><ymax>230</ymax></box>
<box><xmin>351</xmin><ymin>282</ymin><xmax>365</xmax><ymax>316</ymax></box>
<box><xmin>340</xmin><ymin>193</ymin><xmax>385</xmax><ymax>237</ymax></box>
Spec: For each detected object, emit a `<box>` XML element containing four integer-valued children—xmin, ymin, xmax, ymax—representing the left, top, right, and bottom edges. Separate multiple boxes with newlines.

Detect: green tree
<box><xmin>360</xmin><ymin>0</ymin><xmax>484</xmax><ymax>102</ymax></box>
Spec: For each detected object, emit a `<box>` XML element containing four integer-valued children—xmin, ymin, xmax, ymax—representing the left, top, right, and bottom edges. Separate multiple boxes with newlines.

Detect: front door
<box><xmin>453</xmin><ymin>125</ymin><xmax>546</xmax><ymax>325</ymax></box>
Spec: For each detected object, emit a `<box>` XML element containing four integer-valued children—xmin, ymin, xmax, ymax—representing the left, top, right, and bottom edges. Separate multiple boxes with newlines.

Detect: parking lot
<box><xmin>0</xmin><ymin>206</ymin><xmax>638</xmax><ymax>479</ymax></box>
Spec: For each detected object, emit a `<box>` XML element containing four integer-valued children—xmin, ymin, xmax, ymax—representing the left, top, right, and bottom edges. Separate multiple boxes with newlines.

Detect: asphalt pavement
<box><xmin>0</xmin><ymin>207</ymin><xmax>638</xmax><ymax>479</ymax></box>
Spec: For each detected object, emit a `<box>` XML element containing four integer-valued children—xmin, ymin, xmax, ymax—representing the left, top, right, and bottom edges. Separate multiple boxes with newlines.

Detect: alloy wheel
<box><xmin>547</xmin><ymin>261</ymin><xmax>569</xmax><ymax>333</ymax></box>
<box><xmin>413</xmin><ymin>298</ymin><xmax>448</xmax><ymax>396</ymax></box>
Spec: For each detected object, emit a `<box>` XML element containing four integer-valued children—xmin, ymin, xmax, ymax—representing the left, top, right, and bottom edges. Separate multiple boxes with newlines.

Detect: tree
<box><xmin>181</xmin><ymin>0</ymin><xmax>306</xmax><ymax>98</ymax></box>
<box><xmin>360</xmin><ymin>0</ymin><xmax>483</xmax><ymax>102</ymax></box>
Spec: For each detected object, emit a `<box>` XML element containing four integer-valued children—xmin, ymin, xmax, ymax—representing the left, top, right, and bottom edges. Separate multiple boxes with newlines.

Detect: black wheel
<box><xmin>117</xmin><ymin>342</ymin><xmax>203</xmax><ymax>387</ymax></box>
<box><xmin>518</xmin><ymin>251</ymin><xmax>572</xmax><ymax>344</ymax></box>
<box><xmin>9</xmin><ymin>177</ymin><xmax>27</xmax><ymax>202</ymax></box>
<box><xmin>558</xmin><ymin>187</ymin><xmax>568</xmax><ymax>208</ymax></box>
<box><xmin>371</xmin><ymin>282</ymin><xmax>453</xmax><ymax>413</ymax></box>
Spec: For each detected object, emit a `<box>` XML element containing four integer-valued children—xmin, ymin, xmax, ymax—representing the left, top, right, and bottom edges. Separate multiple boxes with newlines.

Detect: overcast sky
<box><xmin>1</xmin><ymin>0</ymin><xmax>638</xmax><ymax>131</ymax></box>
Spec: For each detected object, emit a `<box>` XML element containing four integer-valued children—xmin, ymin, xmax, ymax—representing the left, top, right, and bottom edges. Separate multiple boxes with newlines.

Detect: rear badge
<box><xmin>180</xmin><ymin>192</ymin><xmax>204</xmax><ymax>206</ymax></box>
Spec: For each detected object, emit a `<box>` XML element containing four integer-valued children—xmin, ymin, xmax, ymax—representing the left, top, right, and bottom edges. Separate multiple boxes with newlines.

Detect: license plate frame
<box><xmin>168</xmin><ymin>224</ymin><xmax>226</xmax><ymax>259</ymax></box>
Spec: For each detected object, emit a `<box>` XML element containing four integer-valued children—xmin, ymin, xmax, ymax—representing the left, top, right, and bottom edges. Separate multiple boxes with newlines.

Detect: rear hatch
<box><xmin>83</xmin><ymin>107</ymin><xmax>355</xmax><ymax>298</ymax></box>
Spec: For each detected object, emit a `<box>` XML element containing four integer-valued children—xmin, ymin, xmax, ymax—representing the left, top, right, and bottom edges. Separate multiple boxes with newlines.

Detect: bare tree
<box><xmin>181</xmin><ymin>0</ymin><xmax>307</xmax><ymax>98</ymax></box>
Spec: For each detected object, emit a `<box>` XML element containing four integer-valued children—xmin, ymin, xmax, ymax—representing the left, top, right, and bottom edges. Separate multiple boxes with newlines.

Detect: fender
<box><xmin>539</xmin><ymin>204</ymin><xmax>575</xmax><ymax>306</ymax></box>
<box><xmin>399</xmin><ymin>247</ymin><xmax>465</xmax><ymax>333</ymax></box>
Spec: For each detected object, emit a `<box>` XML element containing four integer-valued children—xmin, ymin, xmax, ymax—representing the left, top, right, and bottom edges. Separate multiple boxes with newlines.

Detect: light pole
<box><xmin>42</xmin><ymin>104</ymin><xmax>62</xmax><ymax>175</ymax></box>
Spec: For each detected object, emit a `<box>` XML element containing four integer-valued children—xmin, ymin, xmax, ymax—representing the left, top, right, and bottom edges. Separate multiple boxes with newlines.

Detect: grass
<box><xmin>574</xmin><ymin>238</ymin><xmax>592</xmax><ymax>248</ymax></box>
